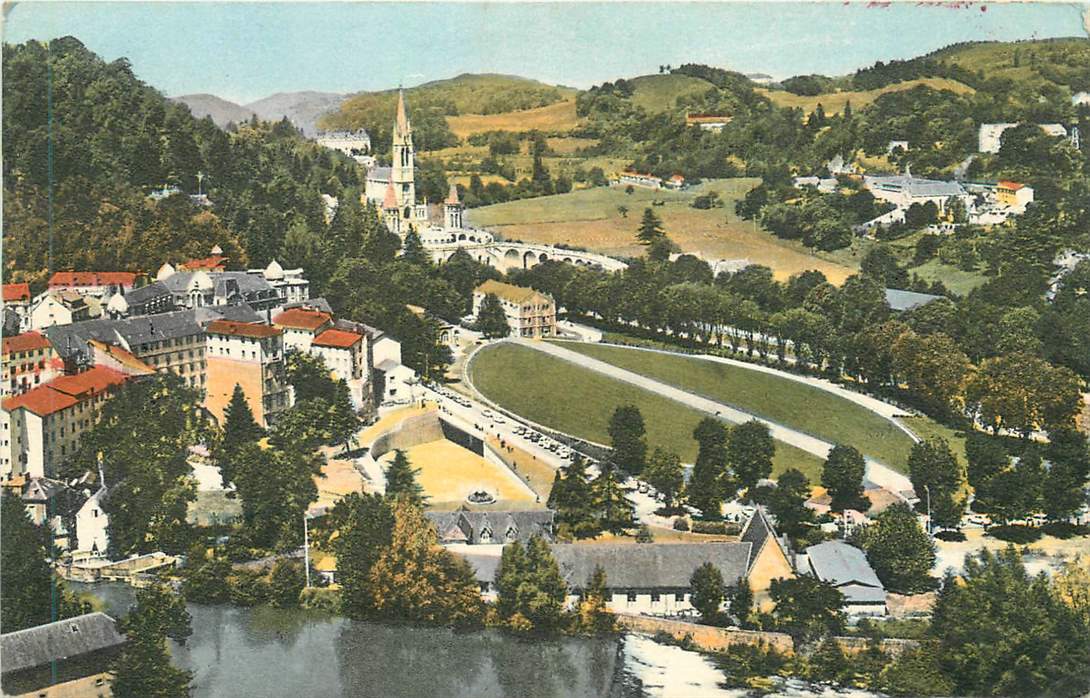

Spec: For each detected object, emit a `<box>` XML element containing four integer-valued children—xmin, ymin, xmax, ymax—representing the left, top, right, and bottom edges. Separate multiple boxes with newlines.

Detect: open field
<box><xmin>758</xmin><ymin>77</ymin><xmax>975</xmax><ymax>115</ymax></box>
<box><xmin>556</xmin><ymin>342</ymin><xmax>916</xmax><ymax>471</ymax></box>
<box><xmin>470</xmin><ymin>343</ymin><xmax>826</xmax><ymax>480</ymax></box>
<box><xmin>378</xmin><ymin>438</ymin><xmax>539</xmax><ymax>510</ymax></box>
<box><xmin>468</xmin><ymin>179</ymin><xmax>858</xmax><ymax>283</ymax></box>
<box><xmin>628</xmin><ymin>74</ymin><xmax>714</xmax><ymax>112</ymax></box>
<box><xmin>446</xmin><ymin>99</ymin><xmax>583</xmax><ymax>138</ymax></box>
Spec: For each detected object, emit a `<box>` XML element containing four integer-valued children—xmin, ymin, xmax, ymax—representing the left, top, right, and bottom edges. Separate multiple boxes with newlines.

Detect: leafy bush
<box><xmin>673</xmin><ymin>517</ymin><xmax>690</xmax><ymax>531</ymax></box>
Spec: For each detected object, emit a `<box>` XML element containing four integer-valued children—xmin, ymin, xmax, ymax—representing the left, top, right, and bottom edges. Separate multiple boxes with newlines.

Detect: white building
<box><xmin>272</xmin><ymin>307</ymin><xmax>333</xmax><ymax>353</ymax></box>
<box><xmin>863</xmin><ymin>174</ymin><xmax>970</xmax><ymax>211</ymax></box>
<box><xmin>1073</xmin><ymin>91</ymin><xmax>1090</xmax><ymax>107</ymax></box>
<box><xmin>618</xmin><ymin>170</ymin><xmax>663</xmax><ymax>190</ymax></box>
<box><xmin>29</xmin><ymin>291</ymin><xmax>95</xmax><ymax>331</ymax></box>
<box><xmin>75</xmin><ymin>486</ymin><xmax>109</xmax><ymax>555</ymax></box>
<box><xmin>47</xmin><ymin>272</ymin><xmax>138</xmax><ymax>300</ymax></box>
<box><xmin>978</xmin><ymin>122</ymin><xmax>1069</xmax><ymax>154</ymax></box>
<box><xmin>886</xmin><ymin>140</ymin><xmax>910</xmax><ymax>154</ymax></box>
<box><xmin>315</xmin><ymin>129</ymin><xmax>372</xmax><ymax>164</ymax></box>
<box><xmin>204</xmin><ymin>320</ymin><xmax>292</xmax><ymax>428</ymax></box>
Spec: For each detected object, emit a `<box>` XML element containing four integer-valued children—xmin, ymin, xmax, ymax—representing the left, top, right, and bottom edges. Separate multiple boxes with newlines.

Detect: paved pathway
<box><xmin>509</xmin><ymin>338</ymin><xmax>915</xmax><ymax>495</ymax></box>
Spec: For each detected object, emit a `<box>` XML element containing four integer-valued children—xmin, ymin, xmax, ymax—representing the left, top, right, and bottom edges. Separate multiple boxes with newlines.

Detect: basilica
<box><xmin>363</xmin><ymin>90</ymin><xmax>430</xmax><ymax>236</ymax></box>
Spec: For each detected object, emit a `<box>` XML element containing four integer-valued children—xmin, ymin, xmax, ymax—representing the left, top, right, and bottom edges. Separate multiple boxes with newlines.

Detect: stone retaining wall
<box><xmin>617</xmin><ymin>614</ymin><xmax>920</xmax><ymax>658</ymax></box>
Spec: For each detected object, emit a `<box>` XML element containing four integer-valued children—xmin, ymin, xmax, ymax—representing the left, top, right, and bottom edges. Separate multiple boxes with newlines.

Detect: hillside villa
<box><xmin>473</xmin><ymin>280</ymin><xmax>556</xmax><ymax>339</ymax></box>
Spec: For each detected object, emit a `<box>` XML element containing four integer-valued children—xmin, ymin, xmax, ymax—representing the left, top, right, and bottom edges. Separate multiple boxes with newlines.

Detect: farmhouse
<box><xmin>800</xmin><ymin>541</ymin><xmax>887</xmax><ymax>616</ymax></box>
<box><xmin>473</xmin><ymin>280</ymin><xmax>556</xmax><ymax>339</ymax></box>
<box><xmin>29</xmin><ymin>291</ymin><xmax>95</xmax><ymax>330</ymax></box>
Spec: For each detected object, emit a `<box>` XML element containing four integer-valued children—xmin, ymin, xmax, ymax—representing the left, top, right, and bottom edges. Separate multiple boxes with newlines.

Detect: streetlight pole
<box><xmin>303</xmin><ymin>511</ymin><xmax>311</xmax><ymax>589</ymax></box>
<box><xmin>924</xmin><ymin>484</ymin><xmax>932</xmax><ymax>539</ymax></box>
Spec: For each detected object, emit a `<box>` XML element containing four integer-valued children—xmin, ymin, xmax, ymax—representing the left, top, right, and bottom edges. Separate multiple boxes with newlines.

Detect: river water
<box><xmin>75</xmin><ymin>583</ymin><xmax>880</xmax><ymax>698</ymax></box>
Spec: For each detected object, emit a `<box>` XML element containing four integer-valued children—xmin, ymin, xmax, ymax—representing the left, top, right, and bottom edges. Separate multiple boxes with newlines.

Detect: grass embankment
<box><xmin>468</xmin><ymin>178</ymin><xmax>857</xmax><ymax>283</ymax></box>
<box><xmin>469</xmin><ymin>343</ymin><xmax>825</xmax><ymax>480</ymax></box>
<box><xmin>557</xmin><ymin>342</ymin><xmax>916</xmax><ymax>472</ymax></box>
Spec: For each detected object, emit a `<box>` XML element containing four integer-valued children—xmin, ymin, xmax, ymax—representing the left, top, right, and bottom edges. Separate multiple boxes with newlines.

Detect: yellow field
<box><xmin>446</xmin><ymin>99</ymin><xmax>583</xmax><ymax>138</ymax></box>
<box><xmin>314</xmin><ymin>451</ymin><xmax>366</xmax><ymax>509</ymax></box>
<box><xmin>759</xmin><ymin>77</ymin><xmax>975</xmax><ymax>115</ymax></box>
<box><xmin>379</xmin><ymin>439</ymin><xmax>538</xmax><ymax>509</ymax></box>
<box><xmin>547</xmin><ymin>136</ymin><xmax>598</xmax><ymax>154</ymax></box>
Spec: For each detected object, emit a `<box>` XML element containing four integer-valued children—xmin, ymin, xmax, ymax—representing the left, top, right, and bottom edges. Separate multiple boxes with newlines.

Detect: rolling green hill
<box><xmin>927</xmin><ymin>37</ymin><xmax>1090</xmax><ymax>91</ymax></box>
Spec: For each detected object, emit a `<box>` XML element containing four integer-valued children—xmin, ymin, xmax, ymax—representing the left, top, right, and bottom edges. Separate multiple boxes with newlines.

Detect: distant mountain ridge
<box><xmin>171</xmin><ymin>91</ymin><xmax>349</xmax><ymax>136</ymax></box>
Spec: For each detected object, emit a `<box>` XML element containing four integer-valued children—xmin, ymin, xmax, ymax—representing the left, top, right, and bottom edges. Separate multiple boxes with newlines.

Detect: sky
<box><xmin>4</xmin><ymin>1</ymin><xmax>1088</xmax><ymax>105</ymax></box>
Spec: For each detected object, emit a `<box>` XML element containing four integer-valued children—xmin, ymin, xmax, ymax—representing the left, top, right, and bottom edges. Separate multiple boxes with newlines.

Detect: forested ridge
<box><xmin>2</xmin><ymin>37</ymin><xmax>361</xmax><ymax>286</ymax></box>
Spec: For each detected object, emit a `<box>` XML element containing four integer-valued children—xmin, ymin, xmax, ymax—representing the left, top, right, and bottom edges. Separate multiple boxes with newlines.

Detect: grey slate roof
<box><xmin>867</xmin><ymin>175</ymin><xmax>965</xmax><ymax>198</ymax></box>
<box><xmin>45</xmin><ymin>305</ymin><xmax>262</xmax><ymax>360</ymax></box>
<box><xmin>368</xmin><ymin>166</ymin><xmax>392</xmax><ymax>182</ymax></box>
<box><xmin>427</xmin><ymin>510</ymin><xmax>554</xmax><ymax>545</ymax></box>
<box><xmin>551</xmin><ymin>542</ymin><xmax>751</xmax><ymax>590</ymax></box>
<box><xmin>455</xmin><ymin>542</ymin><xmax>753</xmax><ymax>591</ymax></box>
<box><xmin>885</xmin><ymin>288</ymin><xmax>942</xmax><ymax>312</ymax></box>
<box><xmin>122</xmin><ymin>281</ymin><xmax>172</xmax><ymax>306</ymax></box>
<box><xmin>0</xmin><ymin>613</ymin><xmax>125</xmax><ymax>674</ymax></box>
<box><xmin>805</xmin><ymin>541</ymin><xmax>885</xmax><ymax>600</ymax></box>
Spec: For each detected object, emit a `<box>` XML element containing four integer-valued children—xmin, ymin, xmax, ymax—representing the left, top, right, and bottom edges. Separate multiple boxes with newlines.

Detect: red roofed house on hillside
<box><xmin>204</xmin><ymin>321</ymin><xmax>292</xmax><ymax>428</ymax></box>
<box><xmin>48</xmin><ymin>271</ymin><xmax>139</xmax><ymax>298</ymax></box>
<box><xmin>272</xmin><ymin>308</ymin><xmax>334</xmax><ymax>352</ymax></box>
<box><xmin>2</xmin><ymin>366</ymin><xmax>130</xmax><ymax>480</ymax></box>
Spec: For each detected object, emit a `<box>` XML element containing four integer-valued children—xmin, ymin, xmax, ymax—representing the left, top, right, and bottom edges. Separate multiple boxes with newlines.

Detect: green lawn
<box><xmin>469</xmin><ymin>343</ymin><xmax>825</xmax><ymax>480</ymax></box>
<box><xmin>554</xmin><ymin>342</ymin><xmax>917</xmax><ymax>472</ymax></box>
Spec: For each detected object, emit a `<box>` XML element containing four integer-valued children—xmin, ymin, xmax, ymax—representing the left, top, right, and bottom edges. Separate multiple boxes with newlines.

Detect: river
<box><xmin>76</xmin><ymin>583</ymin><xmax>880</xmax><ymax>698</ymax></box>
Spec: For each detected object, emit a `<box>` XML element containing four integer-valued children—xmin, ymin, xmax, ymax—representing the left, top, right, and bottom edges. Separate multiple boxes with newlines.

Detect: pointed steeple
<box><xmin>383</xmin><ymin>181</ymin><xmax>398</xmax><ymax>210</ymax></box>
<box><xmin>445</xmin><ymin>183</ymin><xmax>460</xmax><ymax>206</ymax></box>
<box><xmin>395</xmin><ymin>89</ymin><xmax>410</xmax><ymax>137</ymax></box>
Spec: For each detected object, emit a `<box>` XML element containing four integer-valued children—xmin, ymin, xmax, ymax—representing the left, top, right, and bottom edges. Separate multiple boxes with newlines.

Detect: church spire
<box><xmin>395</xmin><ymin>89</ymin><xmax>410</xmax><ymax>137</ymax></box>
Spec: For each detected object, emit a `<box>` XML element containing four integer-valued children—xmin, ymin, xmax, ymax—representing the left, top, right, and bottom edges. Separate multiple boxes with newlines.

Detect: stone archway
<box><xmin>523</xmin><ymin>250</ymin><xmax>537</xmax><ymax>269</ymax></box>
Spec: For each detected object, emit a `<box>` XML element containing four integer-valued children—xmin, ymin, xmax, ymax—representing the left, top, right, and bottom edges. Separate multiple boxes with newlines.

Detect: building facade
<box><xmin>204</xmin><ymin>320</ymin><xmax>292</xmax><ymax>427</ymax></box>
<box><xmin>473</xmin><ymin>280</ymin><xmax>556</xmax><ymax>339</ymax></box>
<box><xmin>2</xmin><ymin>367</ymin><xmax>130</xmax><ymax>479</ymax></box>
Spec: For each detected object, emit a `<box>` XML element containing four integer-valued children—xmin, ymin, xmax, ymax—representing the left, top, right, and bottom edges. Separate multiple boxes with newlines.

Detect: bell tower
<box><xmin>390</xmin><ymin>89</ymin><xmax>416</xmax><ymax>216</ymax></box>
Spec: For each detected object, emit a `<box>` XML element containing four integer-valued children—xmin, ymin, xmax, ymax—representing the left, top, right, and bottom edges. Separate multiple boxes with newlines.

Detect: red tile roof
<box><xmin>313</xmin><ymin>328</ymin><xmax>363</xmax><ymax>349</ymax></box>
<box><xmin>3</xmin><ymin>387</ymin><xmax>78</xmax><ymax>416</ymax></box>
<box><xmin>49</xmin><ymin>271</ymin><xmax>138</xmax><ymax>288</ymax></box>
<box><xmin>179</xmin><ymin>255</ymin><xmax>228</xmax><ymax>271</ymax></box>
<box><xmin>998</xmin><ymin>180</ymin><xmax>1025</xmax><ymax>191</ymax></box>
<box><xmin>48</xmin><ymin>366</ymin><xmax>129</xmax><ymax>399</ymax></box>
<box><xmin>206</xmin><ymin>320</ymin><xmax>282</xmax><ymax>339</ymax></box>
<box><xmin>2</xmin><ymin>283</ymin><xmax>31</xmax><ymax>302</ymax></box>
<box><xmin>2</xmin><ymin>367</ymin><xmax>127</xmax><ymax>416</ymax></box>
<box><xmin>272</xmin><ymin>308</ymin><xmax>332</xmax><ymax>331</ymax></box>
<box><xmin>2</xmin><ymin>332</ymin><xmax>52</xmax><ymax>355</ymax></box>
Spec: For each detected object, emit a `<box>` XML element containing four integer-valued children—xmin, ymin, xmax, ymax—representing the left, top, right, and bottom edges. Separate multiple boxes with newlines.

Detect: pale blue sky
<box><xmin>4</xmin><ymin>2</ymin><xmax>1087</xmax><ymax>104</ymax></box>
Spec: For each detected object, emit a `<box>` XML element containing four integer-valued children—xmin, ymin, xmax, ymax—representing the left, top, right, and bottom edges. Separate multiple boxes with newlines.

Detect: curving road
<box><xmin>505</xmin><ymin>338</ymin><xmax>916</xmax><ymax>496</ymax></box>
